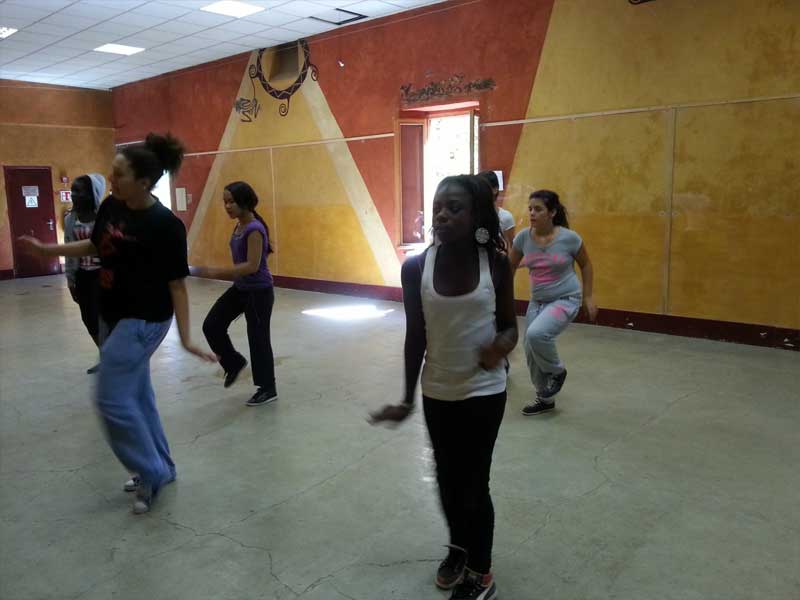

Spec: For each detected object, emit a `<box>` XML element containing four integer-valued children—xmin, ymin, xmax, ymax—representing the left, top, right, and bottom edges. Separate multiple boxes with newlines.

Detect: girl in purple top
<box><xmin>193</xmin><ymin>181</ymin><xmax>277</xmax><ymax>407</ymax></box>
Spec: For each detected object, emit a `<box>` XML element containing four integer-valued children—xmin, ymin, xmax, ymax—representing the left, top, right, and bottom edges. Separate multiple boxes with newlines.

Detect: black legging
<box><xmin>202</xmin><ymin>286</ymin><xmax>275</xmax><ymax>390</ymax></box>
<box><xmin>423</xmin><ymin>391</ymin><xmax>506</xmax><ymax>574</ymax></box>
<box><xmin>75</xmin><ymin>268</ymin><xmax>101</xmax><ymax>345</ymax></box>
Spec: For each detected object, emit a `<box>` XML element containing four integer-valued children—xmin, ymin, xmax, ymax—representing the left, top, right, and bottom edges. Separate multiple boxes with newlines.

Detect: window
<box><xmin>398</xmin><ymin>104</ymin><xmax>479</xmax><ymax>246</ymax></box>
<box><xmin>153</xmin><ymin>171</ymin><xmax>172</xmax><ymax>211</ymax></box>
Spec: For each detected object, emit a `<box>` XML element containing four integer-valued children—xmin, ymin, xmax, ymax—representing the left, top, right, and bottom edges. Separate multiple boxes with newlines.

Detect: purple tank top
<box><xmin>230</xmin><ymin>220</ymin><xmax>273</xmax><ymax>290</ymax></box>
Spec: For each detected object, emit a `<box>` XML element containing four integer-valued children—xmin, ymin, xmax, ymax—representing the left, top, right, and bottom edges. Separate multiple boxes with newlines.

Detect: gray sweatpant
<box><xmin>523</xmin><ymin>295</ymin><xmax>581</xmax><ymax>392</ymax></box>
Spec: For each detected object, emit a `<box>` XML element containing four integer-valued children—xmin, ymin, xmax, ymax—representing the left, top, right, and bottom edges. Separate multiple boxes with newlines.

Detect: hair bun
<box><xmin>144</xmin><ymin>132</ymin><xmax>185</xmax><ymax>174</ymax></box>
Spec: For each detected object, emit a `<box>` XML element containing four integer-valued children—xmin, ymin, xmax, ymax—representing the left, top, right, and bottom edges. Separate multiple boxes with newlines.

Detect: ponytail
<box><xmin>530</xmin><ymin>189</ymin><xmax>569</xmax><ymax>229</ymax></box>
<box><xmin>121</xmin><ymin>132</ymin><xmax>185</xmax><ymax>190</ymax></box>
<box><xmin>253</xmin><ymin>210</ymin><xmax>274</xmax><ymax>254</ymax></box>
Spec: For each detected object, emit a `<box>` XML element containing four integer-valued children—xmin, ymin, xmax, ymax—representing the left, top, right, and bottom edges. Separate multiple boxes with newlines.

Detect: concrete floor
<box><xmin>0</xmin><ymin>276</ymin><xmax>798</xmax><ymax>600</ymax></box>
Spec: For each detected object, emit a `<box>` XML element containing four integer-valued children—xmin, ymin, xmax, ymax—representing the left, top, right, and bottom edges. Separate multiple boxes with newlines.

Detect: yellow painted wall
<box><xmin>188</xmin><ymin>50</ymin><xmax>399</xmax><ymax>287</ymax></box>
<box><xmin>670</xmin><ymin>98</ymin><xmax>800</xmax><ymax>328</ymax></box>
<box><xmin>505</xmin><ymin>0</ymin><xmax>800</xmax><ymax>327</ymax></box>
<box><xmin>506</xmin><ymin>111</ymin><xmax>670</xmax><ymax>314</ymax></box>
<box><xmin>528</xmin><ymin>0</ymin><xmax>800</xmax><ymax>117</ymax></box>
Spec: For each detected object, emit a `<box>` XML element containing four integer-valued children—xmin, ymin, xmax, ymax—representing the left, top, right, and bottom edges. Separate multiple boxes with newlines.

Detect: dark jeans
<box><xmin>202</xmin><ymin>285</ymin><xmax>275</xmax><ymax>390</ymax></box>
<box><xmin>423</xmin><ymin>390</ymin><xmax>506</xmax><ymax>574</ymax></box>
<box><xmin>75</xmin><ymin>268</ymin><xmax>101</xmax><ymax>344</ymax></box>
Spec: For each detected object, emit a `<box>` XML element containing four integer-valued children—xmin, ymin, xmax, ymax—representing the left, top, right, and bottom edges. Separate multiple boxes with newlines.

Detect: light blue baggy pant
<box><xmin>96</xmin><ymin>318</ymin><xmax>175</xmax><ymax>492</ymax></box>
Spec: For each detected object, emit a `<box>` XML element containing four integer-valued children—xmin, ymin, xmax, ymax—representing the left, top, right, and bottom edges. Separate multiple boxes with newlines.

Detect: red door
<box><xmin>3</xmin><ymin>166</ymin><xmax>60</xmax><ymax>277</ymax></box>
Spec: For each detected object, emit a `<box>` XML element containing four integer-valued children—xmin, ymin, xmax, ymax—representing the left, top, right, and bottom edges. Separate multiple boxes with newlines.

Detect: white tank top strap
<box><xmin>419</xmin><ymin>245</ymin><xmax>506</xmax><ymax>401</ymax></box>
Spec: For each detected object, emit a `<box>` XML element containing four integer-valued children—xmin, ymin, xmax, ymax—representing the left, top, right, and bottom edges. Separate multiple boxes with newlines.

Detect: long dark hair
<box><xmin>121</xmin><ymin>132</ymin><xmax>184</xmax><ymax>190</ymax></box>
<box><xmin>224</xmin><ymin>181</ymin><xmax>273</xmax><ymax>254</ymax></box>
<box><xmin>434</xmin><ymin>174</ymin><xmax>506</xmax><ymax>257</ymax></box>
<box><xmin>530</xmin><ymin>189</ymin><xmax>569</xmax><ymax>228</ymax></box>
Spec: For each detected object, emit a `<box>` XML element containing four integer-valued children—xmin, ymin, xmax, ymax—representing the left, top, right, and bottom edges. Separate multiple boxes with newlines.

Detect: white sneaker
<box><xmin>132</xmin><ymin>487</ymin><xmax>153</xmax><ymax>515</ymax></box>
<box><xmin>123</xmin><ymin>475</ymin><xmax>140</xmax><ymax>492</ymax></box>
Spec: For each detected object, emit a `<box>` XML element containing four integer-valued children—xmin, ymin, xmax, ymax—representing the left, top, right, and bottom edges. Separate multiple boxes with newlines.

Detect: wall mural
<box><xmin>400</xmin><ymin>74</ymin><xmax>496</xmax><ymax>105</ymax></box>
<box><xmin>235</xmin><ymin>39</ymin><xmax>319</xmax><ymax>121</ymax></box>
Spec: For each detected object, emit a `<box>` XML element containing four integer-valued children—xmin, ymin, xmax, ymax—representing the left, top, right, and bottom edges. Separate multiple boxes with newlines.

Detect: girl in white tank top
<box><xmin>370</xmin><ymin>175</ymin><xmax>518</xmax><ymax>600</ymax></box>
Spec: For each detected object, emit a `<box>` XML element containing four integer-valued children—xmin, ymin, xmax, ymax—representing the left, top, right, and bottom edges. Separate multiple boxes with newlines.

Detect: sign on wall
<box><xmin>60</xmin><ymin>190</ymin><xmax>72</xmax><ymax>203</ymax></box>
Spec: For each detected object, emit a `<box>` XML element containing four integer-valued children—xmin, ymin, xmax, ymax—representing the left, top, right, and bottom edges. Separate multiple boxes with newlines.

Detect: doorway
<box><xmin>397</xmin><ymin>104</ymin><xmax>479</xmax><ymax>246</ymax></box>
<box><xmin>3</xmin><ymin>166</ymin><xmax>60</xmax><ymax>278</ymax></box>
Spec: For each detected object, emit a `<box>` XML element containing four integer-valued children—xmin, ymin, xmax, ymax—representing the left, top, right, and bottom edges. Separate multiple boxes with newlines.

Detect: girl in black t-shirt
<box><xmin>19</xmin><ymin>133</ymin><xmax>215</xmax><ymax>515</ymax></box>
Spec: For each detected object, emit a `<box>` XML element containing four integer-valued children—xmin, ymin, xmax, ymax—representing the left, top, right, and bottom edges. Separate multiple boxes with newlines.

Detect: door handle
<box><xmin>47</xmin><ymin>219</ymin><xmax>54</xmax><ymax>231</ymax></box>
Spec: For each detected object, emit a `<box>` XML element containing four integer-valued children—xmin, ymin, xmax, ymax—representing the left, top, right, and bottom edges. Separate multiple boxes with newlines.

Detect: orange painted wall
<box><xmin>112</xmin><ymin>55</ymin><xmax>252</xmax><ymax>230</ymax></box>
<box><xmin>0</xmin><ymin>80</ymin><xmax>114</xmax><ymax>273</ymax></box>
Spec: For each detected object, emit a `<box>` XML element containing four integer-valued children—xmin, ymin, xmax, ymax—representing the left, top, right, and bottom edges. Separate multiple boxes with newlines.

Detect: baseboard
<box><xmin>269</xmin><ymin>276</ymin><xmax>798</xmax><ymax>351</ymax></box>
<box><xmin>0</xmin><ymin>269</ymin><xmax>13</xmax><ymax>280</ymax></box>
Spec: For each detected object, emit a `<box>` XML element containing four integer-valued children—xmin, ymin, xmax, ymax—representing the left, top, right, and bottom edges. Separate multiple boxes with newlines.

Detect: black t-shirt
<box><xmin>91</xmin><ymin>196</ymin><xmax>189</xmax><ymax>325</ymax></box>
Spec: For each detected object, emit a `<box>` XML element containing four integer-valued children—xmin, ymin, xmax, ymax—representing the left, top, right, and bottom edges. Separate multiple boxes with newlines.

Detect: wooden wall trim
<box><xmin>261</xmin><ymin>275</ymin><xmax>800</xmax><ymax>351</ymax></box>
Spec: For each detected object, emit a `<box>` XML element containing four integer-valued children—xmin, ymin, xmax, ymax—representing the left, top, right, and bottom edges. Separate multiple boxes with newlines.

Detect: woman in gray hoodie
<box><xmin>64</xmin><ymin>173</ymin><xmax>105</xmax><ymax>373</ymax></box>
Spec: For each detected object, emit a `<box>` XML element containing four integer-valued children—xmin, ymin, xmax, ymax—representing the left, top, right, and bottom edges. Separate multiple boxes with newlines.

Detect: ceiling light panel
<box><xmin>201</xmin><ymin>1</ymin><xmax>265</xmax><ymax>18</ymax></box>
<box><xmin>94</xmin><ymin>43</ymin><xmax>146</xmax><ymax>56</ymax></box>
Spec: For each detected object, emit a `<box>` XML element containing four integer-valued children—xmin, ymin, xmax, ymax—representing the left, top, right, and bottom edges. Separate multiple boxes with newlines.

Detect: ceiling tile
<box><xmin>193</xmin><ymin>28</ymin><xmax>238</xmax><ymax>42</ymax></box>
<box><xmin>0</xmin><ymin>31</ymin><xmax>44</xmax><ymax>46</ymax></box>
<box><xmin>343</xmin><ymin>1</ymin><xmax>399</xmax><ymax>17</ymax></box>
<box><xmin>0</xmin><ymin>5</ymin><xmax>53</xmax><ymax>25</ymax></box>
<box><xmin>158</xmin><ymin>36</ymin><xmax>214</xmax><ymax>51</ymax></box>
<box><xmin>31</xmin><ymin>64</ymin><xmax>83</xmax><ymax>76</ymax></box>
<box><xmin>33</xmin><ymin>46</ymin><xmax>88</xmax><ymax>60</ymax></box>
<box><xmin>150</xmin><ymin>21</ymin><xmax>207</xmax><ymax>35</ymax></box>
<box><xmin>20</xmin><ymin>22</ymin><xmax>80</xmax><ymax>38</ymax></box>
<box><xmin>86</xmin><ymin>22</ymin><xmax>143</xmax><ymax>37</ymax></box>
<box><xmin>277</xmin><ymin>1</ymin><xmax>332</xmax><ymax>18</ymax></box>
<box><xmin>258</xmin><ymin>27</ymin><xmax>302</xmax><ymax>43</ymax></box>
<box><xmin>313</xmin><ymin>1</ymin><xmax>364</xmax><ymax>6</ymax></box>
<box><xmin>129</xmin><ymin>2</ymin><xmax>194</xmax><ymax>19</ymax></box>
<box><xmin>0</xmin><ymin>50</ymin><xmax>30</xmax><ymax>65</ymax></box>
<box><xmin>40</xmin><ymin>14</ymin><xmax>102</xmax><ymax>29</ymax></box>
<box><xmin>3</xmin><ymin>0</ymin><xmax>73</xmax><ymax>10</ymax></box>
<box><xmin>117</xmin><ymin>29</ymin><xmax>183</xmax><ymax>46</ymax></box>
<box><xmin>243</xmin><ymin>9</ymin><xmax>299</xmax><ymax>27</ymax></box>
<box><xmin>81</xmin><ymin>0</ymin><xmax>146</xmax><ymax>9</ymax></box>
<box><xmin>214</xmin><ymin>19</ymin><xmax>270</xmax><ymax>35</ymax></box>
<box><xmin>282</xmin><ymin>17</ymin><xmax>335</xmax><ymax>35</ymax></box>
<box><xmin>110</xmin><ymin>54</ymin><xmax>160</xmax><ymax>68</ymax></box>
<box><xmin>48</xmin><ymin>37</ymin><xmax>106</xmax><ymax>51</ymax></box>
<box><xmin>57</xmin><ymin>3</ymin><xmax>129</xmax><ymax>20</ymax></box>
<box><xmin>231</xmin><ymin>33</ymin><xmax>280</xmax><ymax>49</ymax></box>
<box><xmin>108</xmin><ymin>13</ymin><xmax>169</xmax><ymax>28</ymax></box>
<box><xmin>0</xmin><ymin>40</ymin><xmax>46</xmax><ymax>54</ymax></box>
<box><xmin>175</xmin><ymin>10</ymin><xmax>234</xmax><ymax>27</ymax></box>
<box><xmin>0</xmin><ymin>17</ymin><xmax>39</xmax><ymax>31</ymax></box>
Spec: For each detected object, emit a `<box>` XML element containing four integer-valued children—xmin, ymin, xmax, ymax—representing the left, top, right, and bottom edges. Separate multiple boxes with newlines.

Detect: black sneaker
<box><xmin>224</xmin><ymin>358</ymin><xmax>247</xmax><ymax>388</ymax></box>
<box><xmin>436</xmin><ymin>545</ymin><xmax>467</xmax><ymax>590</ymax></box>
<box><xmin>246</xmin><ymin>387</ymin><xmax>278</xmax><ymax>407</ymax></box>
<box><xmin>450</xmin><ymin>569</ymin><xmax>497</xmax><ymax>600</ymax></box>
<box><xmin>540</xmin><ymin>368</ymin><xmax>567</xmax><ymax>399</ymax></box>
<box><xmin>522</xmin><ymin>398</ymin><xmax>555</xmax><ymax>416</ymax></box>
